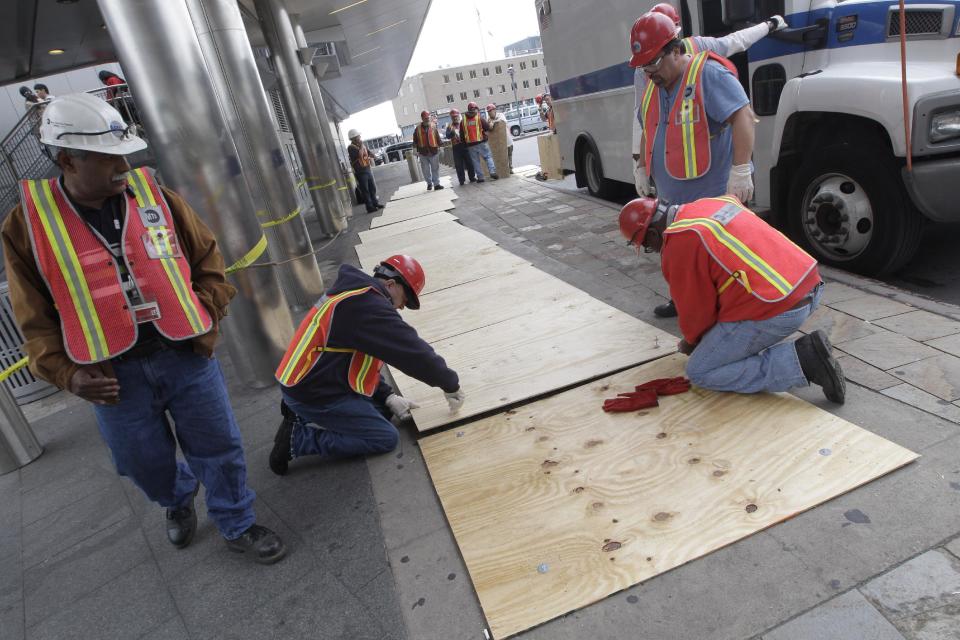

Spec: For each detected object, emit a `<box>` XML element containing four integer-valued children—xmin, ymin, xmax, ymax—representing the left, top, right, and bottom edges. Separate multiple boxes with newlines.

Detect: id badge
<box><xmin>142</xmin><ymin>227</ymin><xmax>182</xmax><ymax>259</ymax></box>
<box><xmin>133</xmin><ymin>301</ymin><xmax>162</xmax><ymax>324</ymax></box>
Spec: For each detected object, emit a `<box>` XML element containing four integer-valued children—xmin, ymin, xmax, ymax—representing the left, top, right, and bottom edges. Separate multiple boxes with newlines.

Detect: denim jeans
<box><xmin>282</xmin><ymin>393</ymin><xmax>398</xmax><ymax>460</ymax></box>
<box><xmin>356</xmin><ymin>170</ymin><xmax>379</xmax><ymax>212</ymax></box>
<box><xmin>685</xmin><ymin>283</ymin><xmax>823</xmax><ymax>394</ymax></box>
<box><xmin>93</xmin><ymin>349</ymin><xmax>256</xmax><ymax>539</ymax></box>
<box><xmin>452</xmin><ymin>144</ymin><xmax>475</xmax><ymax>184</ymax></box>
<box><xmin>468</xmin><ymin>142</ymin><xmax>496</xmax><ymax>177</ymax></box>
<box><xmin>418</xmin><ymin>153</ymin><xmax>441</xmax><ymax>186</ymax></box>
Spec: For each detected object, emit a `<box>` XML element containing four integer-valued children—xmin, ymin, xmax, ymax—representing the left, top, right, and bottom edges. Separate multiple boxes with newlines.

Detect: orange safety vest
<box><xmin>664</xmin><ymin>196</ymin><xmax>817</xmax><ymax>302</ymax></box>
<box><xmin>413</xmin><ymin>124</ymin><xmax>440</xmax><ymax>149</ymax></box>
<box><xmin>461</xmin><ymin>114</ymin><xmax>485</xmax><ymax>143</ymax></box>
<box><xmin>640</xmin><ymin>51</ymin><xmax>738</xmax><ymax>181</ymax></box>
<box><xmin>352</xmin><ymin>142</ymin><xmax>372</xmax><ymax>168</ymax></box>
<box><xmin>681</xmin><ymin>37</ymin><xmax>702</xmax><ymax>55</ymax></box>
<box><xmin>19</xmin><ymin>168</ymin><xmax>212</xmax><ymax>364</ymax></box>
<box><xmin>275</xmin><ymin>287</ymin><xmax>384</xmax><ymax>394</ymax></box>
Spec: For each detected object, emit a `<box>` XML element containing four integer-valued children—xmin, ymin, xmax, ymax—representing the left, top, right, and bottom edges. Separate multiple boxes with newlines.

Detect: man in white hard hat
<box><xmin>1</xmin><ymin>94</ymin><xmax>286</xmax><ymax>564</ymax></box>
<box><xmin>347</xmin><ymin>129</ymin><xmax>384</xmax><ymax>213</ymax></box>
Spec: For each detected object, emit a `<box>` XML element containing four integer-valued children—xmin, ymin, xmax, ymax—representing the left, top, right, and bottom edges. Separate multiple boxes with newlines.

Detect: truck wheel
<box><xmin>510</xmin><ymin>125</ymin><xmax>521</xmax><ymax>137</ymax></box>
<box><xmin>786</xmin><ymin>143</ymin><xmax>922</xmax><ymax>276</ymax></box>
<box><xmin>581</xmin><ymin>144</ymin><xmax>617</xmax><ymax>200</ymax></box>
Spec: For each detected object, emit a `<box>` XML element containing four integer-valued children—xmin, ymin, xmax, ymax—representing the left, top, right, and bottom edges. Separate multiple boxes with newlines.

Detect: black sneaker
<box><xmin>795</xmin><ymin>330</ymin><xmax>846</xmax><ymax>404</ymax></box>
<box><xmin>166</xmin><ymin>484</ymin><xmax>199</xmax><ymax>549</ymax></box>
<box><xmin>376</xmin><ymin>204</ymin><xmax>385</xmax><ymax>209</ymax></box>
<box><xmin>434</xmin><ymin>184</ymin><xmax>445</xmax><ymax>190</ymax></box>
<box><xmin>476</xmin><ymin>178</ymin><xmax>485</xmax><ymax>183</ymax></box>
<box><xmin>654</xmin><ymin>300</ymin><xmax>678</xmax><ymax>318</ymax></box>
<box><xmin>491</xmin><ymin>173</ymin><xmax>499</xmax><ymax>180</ymax></box>
<box><xmin>269</xmin><ymin>413</ymin><xmax>295</xmax><ymax>476</ymax></box>
<box><xmin>224</xmin><ymin>524</ymin><xmax>287</xmax><ymax>564</ymax></box>
<box><xmin>427</xmin><ymin>184</ymin><xmax>433</xmax><ymax>191</ymax></box>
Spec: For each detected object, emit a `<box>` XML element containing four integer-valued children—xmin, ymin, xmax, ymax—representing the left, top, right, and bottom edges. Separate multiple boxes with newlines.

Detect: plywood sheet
<box><xmin>389</xmin><ymin>185</ymin><xmax>457</xmax><ymax>203</ymax></box>
<box><xmin>392</xmin><ymin>297</ymin><xmax>675</xmax><ymax>431</ymax></box>
<box><xmin>372</xmin><ymin>198</ymin><xmax>456</xmax><ymax>228</ymax></box>
<box><xmin>358</xmin><ymin>212</ymin><xmax>459</xmax><ymax>243</ymax></box>
<box><xmin>391</xmin><ymin>177</ymin><xmax>453</xmax><ymax>199</ymax></box>
<box><xmin>420</xmin><ymin>353</ymin><xmax>919</xmax><ymax>639</ymax></box>
<box><xmin>358</xmin><ymin>244</ymin><xmax>528</xmax><ymax>294</ymax></box>
<box><xmin>400</xmin><ymin>264</ymin><xmax>594</xmax><ymax>343</ymax></box>
<box><xmin>356</xmin><ymin>223</ymin><xmax>497</xmax><ymax>266</ymax></box>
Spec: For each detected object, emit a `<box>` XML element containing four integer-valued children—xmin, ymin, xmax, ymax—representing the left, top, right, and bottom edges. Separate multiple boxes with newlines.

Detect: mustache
<box><xmin>111</xmin><ymin>172</ymin><xmax>130</xmax><ymax>182</ymax></box>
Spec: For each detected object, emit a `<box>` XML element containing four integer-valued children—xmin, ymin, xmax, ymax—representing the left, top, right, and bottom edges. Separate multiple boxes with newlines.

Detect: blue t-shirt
<box><xmin>640</xmin><ymin>59</ymin><xmax>748</xmax><ymax>205</ymax></box>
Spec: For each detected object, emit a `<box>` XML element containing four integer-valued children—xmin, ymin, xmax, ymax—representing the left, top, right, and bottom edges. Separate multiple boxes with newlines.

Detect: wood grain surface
<box><xmin>419</xmin><ymin>353</ymin><xmax>919</xmax><ymax>639</ymax></box>
<box><xmin>391</xmin><ymin>177</ymin><xmax>454</xmax><ymax>200</ymax></box>
<box><xmin>370</xmin><ymin>197</ymin><xmax>456</xmax><ymax>227</ymax></box>
<box><xmin>355</xmin><ymin>223</ymin><xmax>496</xmax><ymax>266</ymax></box>
<box><xmin>357</xmin><ymin>212</ymin><xmax>459</xmax><ymax>243</ymax></box>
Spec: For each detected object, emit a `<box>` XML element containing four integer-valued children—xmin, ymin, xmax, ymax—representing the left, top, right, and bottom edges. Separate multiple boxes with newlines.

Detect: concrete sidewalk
<box><xmin>2</xmin><ymin>161</ymin><xmax>960</xmax><ymax>640</ymax></box>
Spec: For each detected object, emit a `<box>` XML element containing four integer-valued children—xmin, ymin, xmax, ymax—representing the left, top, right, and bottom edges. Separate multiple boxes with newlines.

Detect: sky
<box><xmin>341</xmin><ymin>0</ymin><xmax>541</xmax><ymax>141</ymax></box>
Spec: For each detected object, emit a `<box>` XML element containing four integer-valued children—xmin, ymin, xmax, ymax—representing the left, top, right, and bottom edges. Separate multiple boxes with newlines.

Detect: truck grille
<box><xmin>888</xmin><ymin>9</ymin><xmax>943</xmax><ymax>36</ymax></box>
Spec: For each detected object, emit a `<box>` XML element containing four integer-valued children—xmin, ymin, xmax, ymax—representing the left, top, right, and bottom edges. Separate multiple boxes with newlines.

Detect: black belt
<box><xmin>114</xmin><ymin>337</ymin><xmax>193</xmax><ymax>362</ymax></box>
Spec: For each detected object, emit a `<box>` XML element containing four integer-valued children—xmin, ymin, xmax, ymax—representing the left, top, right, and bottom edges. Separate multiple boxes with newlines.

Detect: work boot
<box><xmin>435</xmin><ymin>184</ymin><xmax>444</xmax><ymax>190</ymax></box>
<box><xmin>376</xmin><ymin>204</ymin><xmax>385</xmax><ymax>210</ymax></box>
<box><xmin>166</xmin><ymin>484</ymin><xmax>199</xmax><ymax>549</ymax></box>
<box><xmin>491</xmin><ymin>173</ymin><xmax>499</xmax><ymax>180</ymax></box>
<box><xmin>468</xmin><ymin>177</ymin><xmax>477</xmax><ymax>183</ymax></box>
<box><xmin>427</xmin><ymin>184</ymin><xmax>433</xmax><ymax>191</ymax></box>
<box><xmin>269</xmin><ymin>404</ymin><xmax>295</xmax><ymax>476</ymax></box>
<box><xmin>654</xmin><ymin>300</ymin><xmax>678</xmax><ymax>318</ymax></box>
<box><xmin>476</xmin><ymin>178</ymin><xmax>485</xmax><ymax>183</ymax></box>
<box><xmin>224</xmin><ymin>524</ymin><xmax>287</xmax><ymax>564</ymax></box>
<box><xmin>795</xmin><ymin>330</ymin><xmax>846</xmax><ymax>404</ymax></box>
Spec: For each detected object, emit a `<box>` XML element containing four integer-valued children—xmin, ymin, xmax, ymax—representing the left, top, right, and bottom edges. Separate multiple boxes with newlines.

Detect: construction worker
<box><xmin>486</xmin><ymin>103</ymin><xmax>513</xmax><ymax>173</ymax></box>
<box><xmin>629</xmin><ymin>10</ymin><xmax>758</xmax><ymax>319</ymax></box>
<box><xmin>412</xmin><ymin>110</ymin><xmax>444</xmax><ymax>191</ymax></box>
<box><xmin>460</xmin><ymin>102</ymin><xmax>499</xmax><ymax>182</ymax></box>
<box><xmin>270</xmin><ymin>255</ymin><xmax>465</xmax><ymax>475</ymax></box>
<box><xmin>535</xmin><ymin>94</ymin><xmax>555</xmax><ymax>132</ymax></box>
<box><xmin>2</xmin><ymin>94</ymin><xmax>286</xmax><ymax>563</ymax></box>
<box><xmin>445</xmin><ymin>108</ymin><xmax>477</xmax><ymax>186</ymax></box>
<box><xmin>348</xmin><ymin>129</ymin><xmax>384</xmax><ymax>213</ymax></box>
<box><xmin>618</xmin><ymin>196</ymin><xmax>844</xmax><ymax>403</ymax></box>
<box><xmin>632</xmin><ymin>3</ymin><xmax>787</xmax><ymax>198</ymax></box>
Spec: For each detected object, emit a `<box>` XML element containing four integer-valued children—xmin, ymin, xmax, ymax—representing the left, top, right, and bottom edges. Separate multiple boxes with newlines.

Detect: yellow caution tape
<box><xmin>296</xmin><ymin>179</ymin><xmax>307</xmax><ymax>189</ymax></box>
<box><xmin>260</xmin><ymin>208</ymin><xmax>302</xmax><ymax>229</ymax></box>
<box><xmin>308</xmin><ymin>179</ymin><xmax>337</xmax><ymax>191</ymax></box>
<box><xmin>0</xmin><ymin>357</ymin><xmax>28</xmax><ymax>384</ymax></box>
<box><xmin>224</xmin><ymin>234</ymin><xmax>268</xmax><ymax>275</ymax></box>
<box><xmin>337</xmin><ymin>186</ymin><xmax>348</xmax><ymax>191</ymax></box>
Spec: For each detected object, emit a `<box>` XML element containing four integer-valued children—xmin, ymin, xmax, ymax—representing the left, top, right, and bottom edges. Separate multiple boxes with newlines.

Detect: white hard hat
<box><xmin>348</xmin><ymin>129</ymin><xmax>361</xmax><ymax>139</ymax></box>
<box><xmin>39</xmin><ymin>93</ymin><xmax>147</xmax><ymax>155</ymax></box>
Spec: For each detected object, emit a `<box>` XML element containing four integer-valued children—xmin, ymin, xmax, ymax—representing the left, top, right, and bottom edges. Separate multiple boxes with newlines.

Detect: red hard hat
<box><xmin>378</xmin><ymin>255</ymin><xmax>425</xmax><ymax>309</ymax></box>
<box><xmin>420</xmin><ymin>110</ymin><xmax>430</xmax><ymax>120</ymax></box>
<box><xmin>629</xmin><ymin>12</ymin><xmax>677</xmax><ymax>68</ymax></box>
<box><xmin>535</xmin><ymin>94</ymin><xmax>543</xmax><ymax>104</ymax></box>
<box><xmin>651</xmin><ymin>2</ymin><xmax>681</xmax><ymax>27</ymax></box>
<box><xmin>485</xmin><ymin>103</ymin><xmax>496</xmax><ymax>111</ymax></box>
<box><xmin>619</xmin><ymin>198</ymin><xmax>659</xmax><ymax>245</ymax></box>
<box><xmin>467</xmin><ymin>101</ymin><xmax>479</xmax><ymax>111</ymax></box>
<box><xmin>449</xmin><ymin>108</ymin><xmax>460</xmax><ymax>116</ymax></box>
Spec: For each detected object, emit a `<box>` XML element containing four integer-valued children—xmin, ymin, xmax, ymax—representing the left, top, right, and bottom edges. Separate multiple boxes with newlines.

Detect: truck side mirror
<box><xmin>722</xmin><ymin>0</ymin><xmax>757</xmax><ymax>25</ymax></box>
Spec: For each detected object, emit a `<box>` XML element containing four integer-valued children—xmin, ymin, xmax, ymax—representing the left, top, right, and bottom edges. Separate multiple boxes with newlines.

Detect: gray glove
<box><xmin>385</xmin><ymin>393</ymin><xmax>419</xmax><ymax>420</ymax></box>
<box><xmin>444</xmin><ymin>388</ymin><xmax>466</xmax><ymax>413</ymax></box>
<box><xmin>767</xmin><ymin>15</ymin><xmax>787</xmax><ymax>32</ymax></box>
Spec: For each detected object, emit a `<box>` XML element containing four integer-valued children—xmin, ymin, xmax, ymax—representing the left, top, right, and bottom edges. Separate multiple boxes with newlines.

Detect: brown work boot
<box><xmin>795</xmin><ymin>330</ymin><xmax>846</xmax><ymax>404</ymax></box>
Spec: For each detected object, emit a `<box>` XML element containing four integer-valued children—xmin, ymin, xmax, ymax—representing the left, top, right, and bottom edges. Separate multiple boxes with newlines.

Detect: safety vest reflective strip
<box><xmin>462</xmin><ymin>116</ymin><xmax>483</xmax><ymax>143</ymax></box>
<box><xmin>678</xmin><ymin>51</ymin><xmax>710</xmax><ymax>178</ymax></box>
<box><xmin>665</xmin><ymin>198</ymin><xmax>798</xmax><ymax>297</ymax></box>
<box><xmin>25</xmin><ymin>179</ymin><xmax>110</xmax><ymax>360</ymax></box>
<box><xmin>348</xmin><ymin>352</ymin><xmax>379</xmax><ymax>395</ymax></box>
<box><xmin>126</xmin><ymin>169</ymin><xmax>208</xmax><ymax>334</ymax></box>
<box><xmin>414</xmin><ymin>125</ymin><xmax>439</xmax><ymax>148</ymax></box>
<box><xmin>682</xmin><ymin>37</ymin><xmax>701</xmax><ymax>55</ymax></box>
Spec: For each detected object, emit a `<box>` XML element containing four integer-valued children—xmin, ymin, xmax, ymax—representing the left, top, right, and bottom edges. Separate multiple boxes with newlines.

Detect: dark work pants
<box><xmin>356</xmin><ymin>170</ymin><xmax>379</xmax><ymax>212</ymax></box>
<box><xmin>452</xmin><ymin>144</ymin><xmax>475</xmax><ymax>185</ymax></box>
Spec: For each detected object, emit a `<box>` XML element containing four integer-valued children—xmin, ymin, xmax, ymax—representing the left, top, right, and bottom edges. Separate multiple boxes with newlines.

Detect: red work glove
<box><xmin>633</xmin><ymin>377</ymin><xmax>691</xmax><ymax>395</ymax></box>
<box><xmin>602</xmin><ymin>388</ymin><xmax>659</xmax><ymax>412</ymax></box>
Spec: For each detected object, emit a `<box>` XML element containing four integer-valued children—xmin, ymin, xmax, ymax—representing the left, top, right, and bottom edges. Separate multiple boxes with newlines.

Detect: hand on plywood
<box><xmin>386</xmin><ymin>393</ymin><xmax>419</xmax><ymax>421</ymax></box>
<box><xmin>444</xmin><ymin>388</ymin><xmax>466</xmax><ymax>413</ymax></box>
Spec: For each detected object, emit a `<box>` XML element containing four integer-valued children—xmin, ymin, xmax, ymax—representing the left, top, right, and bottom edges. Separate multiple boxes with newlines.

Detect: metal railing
<box><xmin>0</xmin><ymin>85</ymin><xmax>144</xmax><ymax>218</ymax></box>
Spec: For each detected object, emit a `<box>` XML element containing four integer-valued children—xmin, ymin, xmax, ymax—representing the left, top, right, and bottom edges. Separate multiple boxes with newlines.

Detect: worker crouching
<box><xmin>619</xmin><ymin>196</ymin><xmax>845</xmax><ymax>403</ymax></box>
<box><xmin>271</xmin><ymin>255</ymin><xmax>465</xmax><ymax>474</ymax></box>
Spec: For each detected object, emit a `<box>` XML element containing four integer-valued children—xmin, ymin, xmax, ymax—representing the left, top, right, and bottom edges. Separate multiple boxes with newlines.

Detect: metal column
<box><xmin>0</xmin><ymin>383</ymin><xmax>41</xmax><ymax>475</ymax></box>
<box><xmin>291</xmin><ymin>19</ymin><xmax>352</xmax><ymax>213</ymax></box>
<box><xmin>253</xmin><ymin>0</ymin><xmax>345</xmax><ymax>235</ymax></box>
<box><xmin>97</xmin><ymin>0</ymin><xmax>294</xmax><ymax>388</ymax></box>
<box><xmin>186</xmin><ymin>0</ymin><xmax>324</xmax><ymax>309</ymax></box>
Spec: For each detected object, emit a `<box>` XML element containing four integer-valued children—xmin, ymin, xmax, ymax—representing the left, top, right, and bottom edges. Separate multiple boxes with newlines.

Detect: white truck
<box><xmin>537</xmin><ymin>0</ymin><xmax>960</xmax><ymax>274</ymax></box>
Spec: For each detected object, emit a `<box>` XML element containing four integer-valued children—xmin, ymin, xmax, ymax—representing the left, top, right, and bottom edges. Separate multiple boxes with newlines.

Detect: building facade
<box><xmin>503</xmin><ymin>36</ymin><xmax>542</xmax><ymax>57</ymax></box>
<box><xmin>392</xmin><ymin>51</ymin><xmax>548</xmax><ymax>135</ymax></box>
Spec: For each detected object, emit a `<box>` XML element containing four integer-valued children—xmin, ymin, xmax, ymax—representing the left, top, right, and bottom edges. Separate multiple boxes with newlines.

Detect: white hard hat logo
<box><xmin>109</xmin><ymin>121</ymin><xmax>125</xmax><ymax>138</ymax></box>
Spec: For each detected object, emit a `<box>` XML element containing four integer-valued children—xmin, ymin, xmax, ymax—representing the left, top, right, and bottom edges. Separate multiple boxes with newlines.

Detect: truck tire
<box><xmin>510</xmin><ymin>125</ymin><xmax>521</xmax><ymax>137</ymax></box>
<box><xmin>581</xmin><ymin>143</ymin><xmax>617</xmax><ymax>200</ymax></box>
<box><xmin>786</xmin><ymin>143</ymin><xmax>922</xmax><ymax>276</ymax></box>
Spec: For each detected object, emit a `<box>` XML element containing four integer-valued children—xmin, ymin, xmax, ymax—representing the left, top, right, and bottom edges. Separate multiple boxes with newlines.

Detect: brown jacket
<box><xmin>1</xmin><ymin>183</ymin><xmax>237</xmax><ymax>391</ymax></box>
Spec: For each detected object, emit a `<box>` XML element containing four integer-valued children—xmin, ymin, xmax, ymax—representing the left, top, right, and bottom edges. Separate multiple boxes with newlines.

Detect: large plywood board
<box><xmin>358</xmin><ymin>212</ymin><xmax>459</xmax><ymax>243</ymax></box>
<box><xmin>393</xmin><ymin>297</ymin><xmax>675</xmax><ymax>431</ymax></box>
<box><xmin>420</xmin><ymin>353</ymin><xmax>919</xmax><ymax>639</ymax></box>
<box><xmin>371</xmin><ymin>198</ymin><xmax>456</xmax><ymax>228</ymax></box>
<box><xmin>391</xmin><ymin>177</ymin><xmax>453</xmax><ymax>199</ymax></box>
<box><xmin>389</xmin><ymin>186</ymin><xmax>457</xmax><ymax>203</ymax></box>
<box><xmin>400</xmin><ymin>264</ymin><xmax>594</xmax><ymax>344</ymax></box>
<box><xmin>355</xmin><ymin>223</ymin><xmax>496</xmax><ymax>266</ymax></box>
<box><xmin>358</xmin><ymin>243</ymin><xmax>528</xmax><ymax>294</ymax></box>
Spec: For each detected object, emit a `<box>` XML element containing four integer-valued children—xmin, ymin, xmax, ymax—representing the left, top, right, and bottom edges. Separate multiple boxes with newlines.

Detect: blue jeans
<box><xmin>93</xmin><ymin>349</ymin><xmax>255</xmax><ymax>539</ymax></box>
<box><xmin>356</xmin><ymin>170</ymin><xmax>379</xmax><ymax>212</ymax></box>
<box><xmin>419</xmin><ymin>153</ymin><xmax>441</xmax><ymax>186</ymax></box>
<box><xmin>685</xmin><ymin>284</ymin><xmax>823</xmax><ymax>394</ymax></box>
<box><xmin>281</xmin><ymin>393</ymin><xmax>398</xmax><ymax>460</ymax></box>
<box><xmin>468</xmin><ymin>142</ymin><xmax>496</xmax><ymax>177</ymax></box>
<box><xmin>452</xmin><ymin>144</ymin><xmax>475</xmax><ymax>184</ymax></box>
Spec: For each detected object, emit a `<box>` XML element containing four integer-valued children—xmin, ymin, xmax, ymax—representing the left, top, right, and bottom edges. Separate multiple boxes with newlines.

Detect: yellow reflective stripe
<box><xmin>680</xmin><ymin>52</ymin><xmax>708</xmax><ymax>178</ymax></box>
<box><xmin>352</xmin><ymin>353</ymin><xmax>375</xmax><ymax>393</ymax></box>
<box><xmin>641</xmin><ymin>81</ymin><xmax>656</xmax><ymax>122</ymax></box>
<box><xmin>224</xmin><ymin>234</ymin><xmax>268</xmax><ymax>275</ymax></box>
<box><xmin>31</xmin><ymin>180</ymin><xmax>109</xmax><ymax>360</ymax></box>
<box><xmin>132</xmin><ymin>170</ymin><xmax>207</xmax><ymax>333</ymax></box>
<box><xmin>260</xmin><ymin>207</ymin><xmax>302</xmax><ymax>229</ymax></box>
<box><xmin>668</xmin><ymin>217</ymin><xmax>792</xmax><ymax>294</ymax></box>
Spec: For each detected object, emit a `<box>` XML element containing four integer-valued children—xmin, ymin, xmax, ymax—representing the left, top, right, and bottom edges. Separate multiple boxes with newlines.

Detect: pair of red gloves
<box><xmin>602</xmin><ymin>376</ymin><xmax>691</xmax><ymax>412</ymax></box>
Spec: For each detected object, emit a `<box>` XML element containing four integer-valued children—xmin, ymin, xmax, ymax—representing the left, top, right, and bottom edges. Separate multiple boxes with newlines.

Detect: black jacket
<box><xmin>283</xmin><ymin>265</ymin><xmax>459</xmax><ymax>406</ymax></box>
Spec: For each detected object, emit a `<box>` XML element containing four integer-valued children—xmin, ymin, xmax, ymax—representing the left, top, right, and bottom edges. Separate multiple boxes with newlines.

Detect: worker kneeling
<box><xmin>270</xmin><ymin>255</ymin><xmax>464</xmax><ymax>474</ymax></box>
<box><xmin>619</xmin><ymin>196</ymin><xmax>845</xmax><ymax>403</ymax></box>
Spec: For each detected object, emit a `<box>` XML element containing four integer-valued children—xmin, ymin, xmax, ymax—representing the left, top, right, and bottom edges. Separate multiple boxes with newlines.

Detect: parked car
<box><xmin>503</xmin><ymin>105</ymin><xmax>549</xmax><ymax>138</ymax></box>
<box><xmin>384</xmin><ymin>141</ymin><xmax>414</xmax><ymax>162</ymax></box>
<box><xmin>373</xmin><ymin>149</ymin><xmax>385</xmax><ymax>165</ymax></box>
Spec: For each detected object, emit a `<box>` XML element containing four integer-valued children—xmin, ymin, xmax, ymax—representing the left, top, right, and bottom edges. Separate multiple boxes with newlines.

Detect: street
<box><xmin>510</xmin><ymin>134</ymin><xmax>960</xmax><ymax>307</ymax></box>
